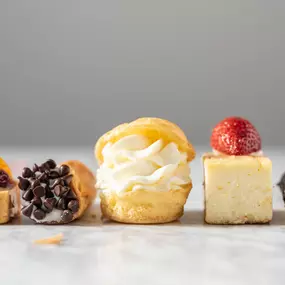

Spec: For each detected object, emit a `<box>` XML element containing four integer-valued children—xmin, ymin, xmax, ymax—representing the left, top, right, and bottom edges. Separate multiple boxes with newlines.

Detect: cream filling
<box><xmin>212</xmin><ymin>149</ymin><xmax>264</xmax><ymax>156</ymax></box>
<box><xmin>96</xmin><ymin>135</ymin><xmax>191</xmax><ymax>194</ymax></box>
<box><xmin>21</xmin><ymin>194</ymin><xmax>62</xmax><ymax>223</ymax></box>
<box><xmin>31</xmin><ymin>207</ymin><xmax>62</xmax><ymax>223</ymax></box>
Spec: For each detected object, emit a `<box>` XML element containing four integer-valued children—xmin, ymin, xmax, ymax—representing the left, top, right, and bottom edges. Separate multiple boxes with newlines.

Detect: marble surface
<box><xmin>1</xmin><ymin>146</ymin><xmax>285</xmax><ymax>285</ymax></box>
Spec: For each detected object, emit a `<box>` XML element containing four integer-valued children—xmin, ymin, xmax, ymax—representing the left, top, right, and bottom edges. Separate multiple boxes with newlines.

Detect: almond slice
<box><xmin>34</xmin><ymin>233</ymin><xmax>63</xmax><ymax>245</ymax></box>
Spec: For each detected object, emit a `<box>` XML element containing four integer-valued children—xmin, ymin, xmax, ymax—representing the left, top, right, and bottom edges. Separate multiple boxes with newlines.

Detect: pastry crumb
<box><xmin>33</xmin><ymin>233</ymin><xmax>63</xmax><ymax>245</ymax></box>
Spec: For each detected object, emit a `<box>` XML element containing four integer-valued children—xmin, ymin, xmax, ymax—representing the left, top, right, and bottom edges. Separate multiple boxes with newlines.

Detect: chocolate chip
<box><xmin>45</xmin><ymin>189</ymin><xmax>54</xmax><ymax>198</ymax></box>
<box><xmin>65</xmin><ymin>190</ymin><xmax>77</xmax><ymax>199</ymax></box>
<box><xmin>22</xmin><ymin>167</ymin><xmax>33</xmax><ymax>178</ymax></box>
<box><xmin>38</xmin><ymin>173</ymin><xmax>48</xmax><ymax>183</ymax></box>
<box><xmin>32</xmin><ymin>198</ymin><xmax>42</xmax><ymax>208</ymax></box>
<box><xmin>31</xmin><ymin>179</ymin><xmax>41</xmax><ymax>188</ymax></box>
<box><xmin>22</xmin><ymin>203</ymin><xmax>34</xmax><ymax>217</ymax></box>
<box><xmin>46</xmin><ymin>159</ymin><xmax>57</xmax><ymax>169</ymax></box>
<box><xmin>51</xmin><ymin>178</ymin><xmax>63</xmax><ymax>189</ymax></box>
<box><xmin>49</xmin><ymin>170</ymin><xmax>60</xmax><ymax>179</ymax></box>
<box><xmin>33</xmin><ymin>209</ymin><xmax>46</xmax><ymax>220</ymax></box>
<box><xmin>61</xmin><ymin>186</ymin><xmax>69</xmax><ymax>196</ymax></box>
<box><xmin>63</xmin><ymin>174</ymin><xmax>73</xmax><ymax>186</ymax></box>
<box><xmin>22</xmin><ymin>188</ymin><xmax>34</xmax><ymax>201</ymax></box>
<box><xmin>18</xmin><ymin>177</ymin><xmax>30</xmax><ymax>191</ymax></box>
<box><xmin>54</xmin><ymin>185</ymin><xmax>63</xmax><ymax>197</ymax></box>
<box><xmin>38</xmin><ymin>164</ymin><xmax>46</xmax><ymax>173</ymax></box>
<box><xmin>68</xmin><ymin>200</ymin><xmax>79</xmax><ymax>213</ymax></box>
<box><xmin>59</xmin><ymin>165</ymin><xmax>70</xmax><ymax>177</ymax></box>
<box><xmin>56</xmin><ymin>198</ymin><xmax>66</xmax><ymax>210</ymax></box>
<box><xmin>33</xmin><ymin>186</ymin><xmax>45</xmax><ymax>198</ymax></box>
<box><xmin>61</xmin><ymin>210</ymin><xmax>73</xmax><ymax>223</ymax></box>
<box><xmin>44</xmin><ymin>198</ymin><xmax>56</xmax><ymax>212</ymax></box>
<box><xmin>33</xmin><ymin>164</ymin><xmax>39</xmax><ymax>173</ymax></box>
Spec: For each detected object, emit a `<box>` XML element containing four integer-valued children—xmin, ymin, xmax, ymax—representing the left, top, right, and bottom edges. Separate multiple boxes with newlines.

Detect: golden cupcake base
<box><xmin>100</xmin><ymin>183</ymin><xmax>192</xmax><ymax>224</ymax></box>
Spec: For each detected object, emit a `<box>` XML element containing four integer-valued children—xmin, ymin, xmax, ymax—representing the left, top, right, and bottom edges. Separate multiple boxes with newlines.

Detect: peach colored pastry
<box><xmin>95</xmin><ymin>117</ymin><xmax>195</xmax><ymax>224</ymax></box>
<box><xmin>0</xmin><ymin>158</ymin><xmax>20</xmax><ymax>224</ymax></box>
<box><xmin>203</xmin><ymin>117</ymin><xmax>272</xmax><ymax>225</ymax></box>
<box><xmin>20</xmin><ymin>159</ymin><xmax>96</xmax><ymax>224</ymax></box>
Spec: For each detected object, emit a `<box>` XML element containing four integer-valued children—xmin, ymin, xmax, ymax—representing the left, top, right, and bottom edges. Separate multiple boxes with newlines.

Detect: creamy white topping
<box><xmin>96</xmin><ymin>135</ymin><xmax>191</xmax><ymax>194</ymax></box>
<box><xmin>21</xmin><ymin>194</ymin><xmax>62</xmax><ymax>223</ymax></box>
<box><xmin>31</xmin><ymin>207</ymin><xmax>62</xmax><ymax>223</ymax></box>
<box><xmin>212</xmin><ymin>149</ymin><xmax>264</xmax><ymax>156</ymax></box>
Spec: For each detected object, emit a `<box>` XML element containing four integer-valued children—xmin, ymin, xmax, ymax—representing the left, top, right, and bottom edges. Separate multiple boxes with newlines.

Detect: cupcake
<box><xmin>95</xmin><ymin>117</ymin><xmax>195</xmax><ymax>224</ymax></box>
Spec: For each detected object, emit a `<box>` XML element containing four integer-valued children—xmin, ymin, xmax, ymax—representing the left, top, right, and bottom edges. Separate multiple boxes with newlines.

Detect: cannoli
<box><xmin>20</xmin><ymin>159</ymin><xmax>96</xmax><ymax>224</ymax></box>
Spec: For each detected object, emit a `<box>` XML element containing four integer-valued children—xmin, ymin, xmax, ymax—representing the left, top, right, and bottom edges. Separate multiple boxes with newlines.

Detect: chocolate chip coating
<box><xmin>68</xmin><ymin>200</ymin><xmax>79</xmax><ymax>213</ymax></box>
<box><xmin>33</xmin><ymin>186</ymin><xmax>45</xmax><ymax>198</ymax></box>
<box><xmin>61</xmin><ymin>210</ymin><xmax>73</xmax><ymax>223</ymax></box>
<box><xmin>31</xmin><ymin>179</ymin><xmax>41</xmax><ymax>188</ymax></box>
<box><xmin>64</xmin><ymin>175</ymin><xmax>73</xmax><ymax>186</ymax></box>
<box><xmin>32</xmin><ymin>198</ymin><xmax>42</xmax><ymax>208</ymax></box>
<box><xmin>65</xmin><ymin>190</ymin><xmax>76</xmax><ymax>199</ymax></box>
<box><xmin>18</xmin><ymin>177</ymin><xmax>30</xmax><ymax>191</ymax></box>
<box><xmin>22</xmin><ymin>189</ymin><xmax>34</xmax><ymax>201</ymax></box>
<box><xmin>61</xmin><ymin>187</ymin><xmax>69</xmax><ymax>196</ymax></box>
<box><xmin>56</xmin><ymin>198</ymin><xmax>66</xmax><ymax>210</ymax></box>
<box><xmin>51</xmin><ymin>178</ymin><xmax>63</xmax><ymax>189</ymax></box>
<box><xmin>49</xmin><ymin>170</ymin><xmax>60</xmax><ymax>179</ymax></box>
<box><xmin>22</xmin><ymin>167</ymin><xmax>33</xmax><ymax>178</ymax></box>
<box><xmin>39</xmin><ymin>173</ymin><xmax>48</xmax><ymax>183</ymax></box>
<box><xmin>20</xmin><ymin>159</ymin><xmax>80</xmax><ymax>224</ymax></box>
<box><xmin>33</xmin><ymin>164</ymin><xmax>39</xmax><ymax>173</ymax></box>
<box><xmin>34</xmin><ymin>209</ymin><xmax>46</xmax><ymax>220</ymax></box>
<box><xmin>44</xmin><ymin>198</ymin><xmax>56</xmax><ymax>211</ymax></box>
<box><xmin>54</xmin><ymin>185</ymin><xmax>63</xmax><ymax>197</ymax></box>
<box><xmin>45</xmin><ymin>189</ymin><xmax>54</xmax><ymax>198</ymax></box>
<box><xmin>278</xmin><ymin>173</ymin><xmax>285</xmax><ymax>202</ymax></box>
<box><xmin>38</xmin><ymin>164</ymin><xmax>46</xmax><ymax>173</ymax></box>
<box><xmin>59</xmin><ymin>165</ymin><xmax>70</xmax><ymax>177</ymax></box>
<box><xmin>22</xmin><ymin>203</ymin><xmax>34</xmax><ymax>217</ymax></box>
<box><xmin>46</xmin><ymin>159</ymin><xmax>57</xmax><ymax>169</ymax></box>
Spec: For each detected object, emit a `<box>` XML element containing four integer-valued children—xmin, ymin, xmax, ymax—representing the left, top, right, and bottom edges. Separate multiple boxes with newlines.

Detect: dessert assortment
<box><xmin>203</xmin><ymin>117</ymin><xmax>272</xmax><ymax>224</ymax></box>
<box><xmin>95</xmin><ymin>117</ymin><xmax>195</xmax><ymax>224</ymax></box>
<box><xmin>0</xmin><ymin>116</ymin><xmax>279</xmax><ymax>226</ymax></box>
<box><xmin>19</xmin><ymin>159</ymin><xmax>96</xmax><ymax>224</ymax></box>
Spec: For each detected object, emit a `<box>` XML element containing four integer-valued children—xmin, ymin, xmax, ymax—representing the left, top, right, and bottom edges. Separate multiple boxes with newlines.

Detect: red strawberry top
<box><xmin>210</xmin><ymin>117</ymin><xmax>261</xmax><ymax>156</ymax></box>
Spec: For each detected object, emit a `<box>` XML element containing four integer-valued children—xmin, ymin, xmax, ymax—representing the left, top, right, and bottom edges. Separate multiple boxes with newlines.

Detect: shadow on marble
<box><xmin>5</xmin><ymin>208</ymin><xmax>285</xmax><ymax>228</ymax></box>
<box><xmin>8</xmin><ymin>204</ymin><xmax>101</xmax><ymax>227</ymax></box>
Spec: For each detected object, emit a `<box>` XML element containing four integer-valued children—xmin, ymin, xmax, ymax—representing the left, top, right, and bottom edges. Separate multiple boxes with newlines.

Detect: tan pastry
<box><xmin>95</xmin><ymin>117</ymin><xmax>195</xmax><ymax>224</ymax></box>
<box><xmin>20</xmin><ymin>159</ymin><xmax>96</xmax><ymax>224</ymax></box>
<box><xmin>0</xmin><ymin>158</ymin><xmax>20</xmax><ymax>224</ymax></box>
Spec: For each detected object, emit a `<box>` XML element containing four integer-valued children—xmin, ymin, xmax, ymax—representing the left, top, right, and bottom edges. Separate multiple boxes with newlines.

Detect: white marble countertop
<box><xmin>1</xmin><ymin>146</ymin><xmax>285</xmax><ymax>285</ymax></box>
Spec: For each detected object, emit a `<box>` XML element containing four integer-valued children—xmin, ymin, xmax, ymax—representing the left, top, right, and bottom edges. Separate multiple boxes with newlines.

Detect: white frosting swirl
<box><xmin>96</xmin><ymin>135</ymin><xmax>191</xmax><ymax>194</ymax></box>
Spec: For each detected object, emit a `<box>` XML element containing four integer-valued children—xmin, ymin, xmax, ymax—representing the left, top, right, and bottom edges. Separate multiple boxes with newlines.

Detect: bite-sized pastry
<box><xmin>20</xmin><ymin>159</ymin><xmax>96</xmax><ymax>224</ymax></box>
<box><xmin>203</xmin><ymin>117</ymin><xmax>272</xmax><ymax>224</ymax></box>
<box><xmin>95</xmin><ymin>117</ymin><xmax>195</xmax><ymax>224</ymax></box>
<box><xmin>0</xmin><ymin>158</ymin><xmax>20</xmax><ymax>224</ymax></box>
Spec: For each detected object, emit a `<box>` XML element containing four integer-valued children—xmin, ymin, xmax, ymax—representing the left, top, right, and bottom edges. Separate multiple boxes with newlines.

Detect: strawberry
<box><xmin>210</xmin><ymin>117</ymin><xmax>261</xmax><ymax>155</ymax></box>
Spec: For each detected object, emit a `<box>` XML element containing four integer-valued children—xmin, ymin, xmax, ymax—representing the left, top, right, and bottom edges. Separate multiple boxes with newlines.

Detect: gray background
<box><xmin>0</xmin><ymin>0</ymin><xmax>284</xmax><ymax>147</ymax></box>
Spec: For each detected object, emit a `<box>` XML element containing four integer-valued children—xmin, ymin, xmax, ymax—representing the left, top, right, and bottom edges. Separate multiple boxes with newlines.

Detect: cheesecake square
<box><xmin>203</xmin><ymin>154</ymin><xmax>272</xmax><ymax>224</ymax></box>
